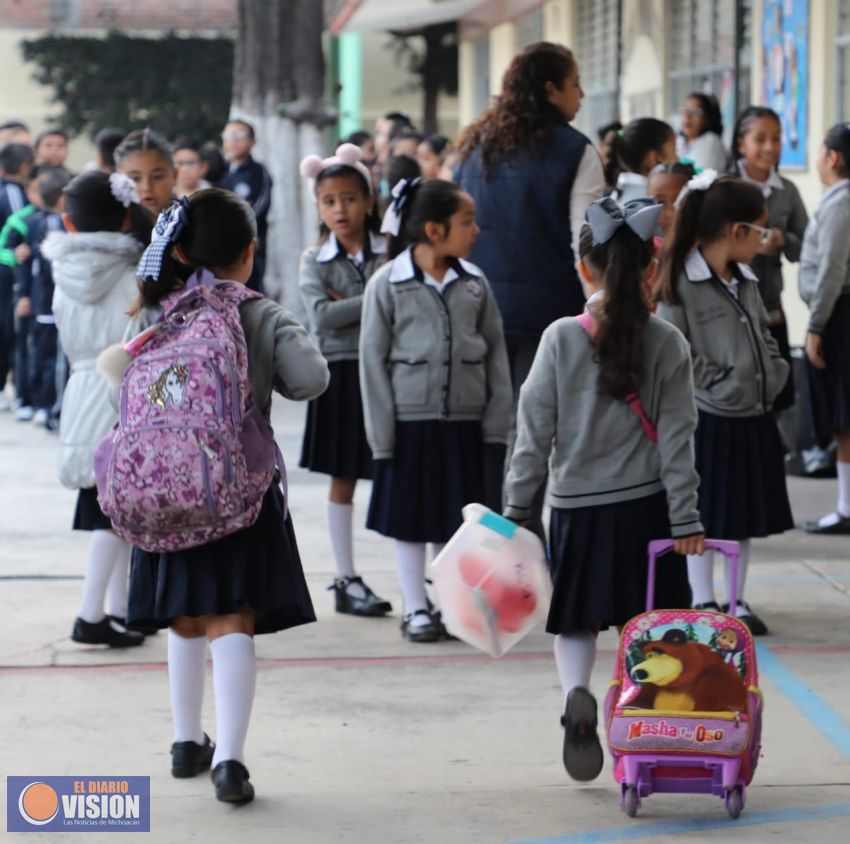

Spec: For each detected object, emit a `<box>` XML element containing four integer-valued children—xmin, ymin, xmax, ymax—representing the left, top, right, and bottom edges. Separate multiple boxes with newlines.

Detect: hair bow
<box><xmin>300</xmin><ymin>143</ymin><xmax>373</xmax><ymax>195</ymax></box>
<box><xmin>137</xmin><ymin>197</ymin><xmax>190</xmax><ymax>283</ymax></box>
<box><xmin>585</xmin><ymin>196</ymin><xmax>663</xmax><ymax>246</ymax></box>
<box><xmin>674</xmin><ymin>168</ymin><xmax>717</xmax><ymax>208</ymax></box>
<box><xmin>380</xmin><ymin>177</ymin><xmax>422</xmax><ymax>236</ymax></box>
<box><xmin>108</xmin><ymin>172</ymin><xmax>140</xmax><ymax>208</ymax></box>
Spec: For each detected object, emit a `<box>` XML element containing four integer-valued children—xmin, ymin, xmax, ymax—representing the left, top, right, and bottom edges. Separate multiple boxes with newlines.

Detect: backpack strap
<box><xmin>575</xmin><ymin>311</ymin><xmax>658</xmax><ymax>443</ymax></box>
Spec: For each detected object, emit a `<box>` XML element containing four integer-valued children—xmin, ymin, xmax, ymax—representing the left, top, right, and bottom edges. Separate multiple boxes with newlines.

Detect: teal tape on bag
<box><xmin>479</xmin><ymin>511</ymin><xmax>517</xmax><ymax>539</ymax></box>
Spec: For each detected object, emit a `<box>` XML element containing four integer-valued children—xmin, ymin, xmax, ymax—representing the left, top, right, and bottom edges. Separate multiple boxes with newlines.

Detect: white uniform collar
<box><xmin>388</xmin><ymin>247</ymin><xmax>482</xmax><ymax>283</ymax></box>
<box><xmin>616</xmin><ymin>172</ymin><xmax>647</xmax><ymax>190</ymax></box>
<box><xmin>736</xmin><ymin>161</ymin><xmax>783</xmax><ymax>197</ymax></box>
<box><xmin>317</xmin><ymin>230</ymin><xmax>387</xmax><ymax>264</ymax></box>
<box><xmin>684</xmin><ymin>248</ymin><xmax>759</xmax><ymax>284</ymax></box>
<box><xmin>822</xmin><ymin>179</ymin><xmax>850</xmax><ymax>206</ymax></box>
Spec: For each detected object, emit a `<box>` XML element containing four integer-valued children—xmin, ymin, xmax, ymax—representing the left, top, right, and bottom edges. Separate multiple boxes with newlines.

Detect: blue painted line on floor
<box><xmin>511</xmin><ymin>802</ymin><xmax>850</xmax><ymax>844</ymax></box>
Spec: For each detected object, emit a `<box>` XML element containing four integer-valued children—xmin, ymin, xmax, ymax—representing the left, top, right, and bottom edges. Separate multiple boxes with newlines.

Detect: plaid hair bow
<box><xmin>137</xmin><ymin>197</ymin><xmax>190</xmax><ymax>283</ymax></box>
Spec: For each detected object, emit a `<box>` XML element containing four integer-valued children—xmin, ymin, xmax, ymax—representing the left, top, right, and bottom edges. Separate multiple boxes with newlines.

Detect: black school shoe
<box><xmin>71</xmin><ymin>616</ymin><xmax>145</xmax><ymax>648</ymax></box>
<box><xmin>171</xmin><ymin>734</ymin><xmax>215</xmax><ymax>778</ymax></box>
<box><xmin>804</xmin><ymin>513</ymin><xmax>850</xmax><ymax>534</ymax></box>
<box><xmin>400</xmin><ymin>609</ymin><xmax>441</xmax><ymax>643</ymax></box>
<box><xmin>107</xmin><ymin>615</ymin><xmax>160</xmax><ymax>636</ymax></box>
<box><xmin>560</xmin><ymin>687</ymin><xmax>604</xmax><ymax>782</ymax></box>
<box><xmin>211</xmin><ymin>760</ymin><xmax>254</xmax><ymax>804</ymax></box>
<box><xmin>692</xmin><ymin>601</ymin><xmax>723</xmax><ymax>613</ymax></box>
<box><xmin>329</xmin><ymin>576</ymin><xmax>393</xmax><ymax>617</ymax></box>
<box><xmin>722</xmin><ymin>601</ymin><xmax>769</xmax><ymax>636</ymax></box>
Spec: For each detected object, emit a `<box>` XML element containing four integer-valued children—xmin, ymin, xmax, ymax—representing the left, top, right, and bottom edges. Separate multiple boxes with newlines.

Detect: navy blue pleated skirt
<box><xmin>367</xmin><ymin>420</ymin><xmax>502</xmax><ymax>543</ymax></box>
<box><xmin>127</xmin><ymin>483</ymin><xmax>315</xmax><ymax>635</ymax></box>
<box><xmin>808</xmin><ymin>293</ymin><xmax>850</xmax><ymax>434</ymax></box>
<box><xmin>300</xmin><ymin>360</ymin><xmax>373</xmax><ymax>481</ymax></box>
<box><xmin>547</xmin><ymin>491</ymin><xmax>691</xmax><ymax>634</ymax></box>
<box><xmin>73</xmin><ymin>487</ymin><xmax>112</xmax><ymax>531</ymax></box>
<box><xmin>694</xmin><ymin>410</ymin><xmax>793</xmax><ymax>539</ymax></box>
<box><xmin>769</xmin><ymin>316</ymin><xmax>795</xmax><ymax>413</ymax></box>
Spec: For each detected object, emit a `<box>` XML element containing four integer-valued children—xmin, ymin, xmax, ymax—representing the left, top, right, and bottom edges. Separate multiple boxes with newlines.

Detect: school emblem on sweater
<box><xmin>147</xmin><ymin>362</ymin><xmax>189</xmax><ymax>408</ymax></box>
<box><xmin>466</xmin><ymin>279</ymin><xmax>481</xmax><ymax>296</ymax></box>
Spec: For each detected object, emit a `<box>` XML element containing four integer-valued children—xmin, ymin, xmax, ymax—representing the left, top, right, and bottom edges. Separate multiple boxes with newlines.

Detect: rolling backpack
<box><xmin>94</xmin><ymin>269</ymin><xmax>281</xmax><ymax>553</ymax></box>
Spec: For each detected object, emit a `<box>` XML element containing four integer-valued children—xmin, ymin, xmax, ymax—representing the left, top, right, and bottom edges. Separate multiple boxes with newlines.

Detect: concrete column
<box><xmin>489</xmin><ymin>21</ymin><xmax>517</xmax><ymax>96</ymax></box>
<box><xmin>543</xmin><ymin>0</ymin><xmax>576</xmax><ymax>47</ymax></box>
<box><xmin>459</xmin><ymin>38</ymin><xmax>477</xmax><ymax>127</ymax></box>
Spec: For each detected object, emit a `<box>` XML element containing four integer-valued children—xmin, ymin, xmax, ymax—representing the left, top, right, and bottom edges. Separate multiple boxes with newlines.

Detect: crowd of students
<box><xmin>0</xmin><ymin>39</ymin><xmax>848</xmax><ymax>805</ymax></box>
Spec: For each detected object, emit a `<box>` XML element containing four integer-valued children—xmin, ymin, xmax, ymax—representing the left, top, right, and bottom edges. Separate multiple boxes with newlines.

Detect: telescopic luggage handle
<box><xmin>646</xmin><ymin>538</ymin><xmax>740</xmax><ymax>613</ymax></box>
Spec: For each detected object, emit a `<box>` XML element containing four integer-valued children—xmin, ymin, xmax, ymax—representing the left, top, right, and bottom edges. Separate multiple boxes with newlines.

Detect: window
<box><xmin>515</xmin><ymin>7</ymin><xmax>545</xmax><ymax>49</ymax></box>
<box><xmin>667</xmin><ymin>0</ymin><xmax>751</xmax><ymax>142</ymax></box>
<box><xmin>839</xmin><ymin>0</ymin><xmax>850</xmax><ymax>119</ymax></box>
<box><xmin>575</xmin><ymin>0</ymin><xmax>621</xmax><ymax>136</ymax></box>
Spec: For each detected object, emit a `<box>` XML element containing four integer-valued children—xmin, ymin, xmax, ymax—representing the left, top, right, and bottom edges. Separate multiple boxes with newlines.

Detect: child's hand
<box><xmin>14</xmin><ymin>296</ymin><xmax>31</xmax><ymax>318</ymax></box>
<box><xmin>326</xmin><ymin>287</ymin><xmax>345</xmax><ymax>301</ymax></box>
<box><xmin>14</xmin><ymin>244</ymin><xmax>31</xmax><ymax>263</ymax></box>
<box><xmin>806</xmin><ymin>331</ymin><xmax>826</xmax><ymax>369</ymax></box>
<box><xmin>674</xmin><ymin>533</ymin><xmax>705</xmax><ymax>556</ymax></box>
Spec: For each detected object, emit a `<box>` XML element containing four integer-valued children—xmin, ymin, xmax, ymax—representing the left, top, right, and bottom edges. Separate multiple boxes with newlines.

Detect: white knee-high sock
<box><xmin>327</xmin><ymin>501</ymin><xmax>355</xmax><ymax>579</ymax></box>
<box><xmin>210</xmin><ymin>633</ymin><xmax>256</xmax><ymax>766</ymax></box>
<box><xmin>554</xmin><ymin>633</ymin><xmax>597</xmax><ymax>699</ymax></box>
<box><xmin>687</xmin><ymin>550</ymin><xmax>716</xmax><ymax>607</ymax></box>
<box><xmin>104</xmin><ymin>538</ymin><xmax>131</xmax><ymax>619</ymax></box>
<box><xmin>395</xmin><ymin>541</ymin><xmax>428</xmax><ymax>623</ymax></box>
<box><xmin>78</xmin><ymin>530</ymin><xmax>126</xmax><ymax>623</ymax></box>
<box><xmin>725</xmin><ymin>539</ymin><xmax>751</xmax><ymax>611</ymax></box>
<box><xmin>838</xmin><ymin>462</ymin><xmax>850</xmax><ymax>518</ymax></box>
<box><xmin>168</xmin><ymin>630</ymin><xmax>207</xmax><ymax>745</ymax></box>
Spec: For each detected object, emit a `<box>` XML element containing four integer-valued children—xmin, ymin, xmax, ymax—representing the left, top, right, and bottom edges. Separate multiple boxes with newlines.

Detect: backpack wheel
<box><xmin>623</xmin><ymin>785</ymin><xmax>639</xmax><ymax>817</ymax></box>
<box><xmin>725</xmin><ymin>786</ymin><xmax>743</xmax><ymax>819</ymax></box>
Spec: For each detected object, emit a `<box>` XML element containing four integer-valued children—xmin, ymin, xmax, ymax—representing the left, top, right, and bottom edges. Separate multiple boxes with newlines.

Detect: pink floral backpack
<box><xmin>94</xmin><ymin>269</ymin><xmax>280</xmax><ymax>552</ymax></box>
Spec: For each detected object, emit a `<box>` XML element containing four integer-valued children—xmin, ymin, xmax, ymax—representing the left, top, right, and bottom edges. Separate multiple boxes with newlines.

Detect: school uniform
<box><xmin>124</xmin><ymin>292</ymin><xmax>330</xmax><ymax>635</ymax></box>
<box><xmin>677</xmin><ymin>131</ymin><xmax>727</xmax><ymax>173</ymax></box>
<box><xmin>298</xmin><ymin>231</ymin><xmax>386</xmax><ymax>480</ymax></box>
<box><xmin>504</xmin><ymin>306</ymin><xmax>700</xmax><ymax>633</ymax></box>
<box><xmin>799</xmin><ymin>180</ymin><xmax>850</xmax><ymax>435</ymax></box>
<box><xmin>656</xmin><ymin>249</ymin><xmax>793</xmax><ymax>539</ymax></box>
<box><xmin>0</xmin><ymin>180</ymin><xmax>27</xmax><ymax>395</ymax></box>
<box><xmin>359</xmin><ymin>248</ymin><xmax>512</xmax><ymax>543</ymax></box>
<box><xmin>736</xmin><ymin>161</ymin><xmax>809</xmax><ymax>411</ymax></box>
<box><xmin>614</xmin><ymin>172</ymin><xmax>648</xmax><ymax>205</ymax></box>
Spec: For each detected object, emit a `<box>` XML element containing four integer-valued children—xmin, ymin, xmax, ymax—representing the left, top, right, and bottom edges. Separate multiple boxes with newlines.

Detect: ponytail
<box><xmin>385</xmin><ymin>179</ymin><xmax>465</xmax><ymax>258</ymax></box>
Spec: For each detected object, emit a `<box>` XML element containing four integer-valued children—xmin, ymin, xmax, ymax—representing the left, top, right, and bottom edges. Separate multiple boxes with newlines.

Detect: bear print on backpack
<box><xmin>94</xmin><ymin>268</ymin><xmax>280</xmax><ymax>552</ymax></box>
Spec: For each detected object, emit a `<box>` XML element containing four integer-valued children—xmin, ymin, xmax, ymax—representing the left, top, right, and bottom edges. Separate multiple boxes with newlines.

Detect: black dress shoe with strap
<box><xmin>171</xmin><ymin>734</ymin><xmax>214</xmax><ymax>778</ymax></box>
<box><xmin>107</xmin><ymin>615</ymin><xmax>160</xmax><ymax>636</ymax></box>
<box><xmin>211</xmin><ymin>760</ymin><xmax>254</xmax><ymax>804</ymax></box>
<box><xmin>804</xmin><ymin>513</ymin><xmax>850</xmax><ymax>534</ymax></box>
<box><xmin>561</xmin><ymin>687</ymin><xmax>604</xmax><ymax>782</ymax></box>
<box><xmin>400</xmin><ymin>609</ymin><xmax>441</xmax><ymax>643</ymax></box>
<box><xmin>71</xmin><ymin>616</ymin><xmax>145</xmax><ymax>648</ymax></box>
<box><xmin>329</xmin><ymin>576</ymin><xmax>393</xmax><ymax>617</ymax></box>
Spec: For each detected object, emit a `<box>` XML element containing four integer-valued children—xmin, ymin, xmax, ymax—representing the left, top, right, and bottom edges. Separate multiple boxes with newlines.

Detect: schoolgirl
<box><xmin>114</xmin><ymin>128</ymin><xmax>177</xmax><ymax>218</ymax></box>
<box><xmin>298</xmin><ymin>143</ymin><xmax>392</xmax><ymax>616</ymax></box>
<box><xmin>43</xmin><ymin>170</ymin><xmax>153</xmax><ymax>647</ymax></box>
<box><xmin>123</xmin><ymin>189</ymin><xmax>329</xmax><ymax>803</ymax></box>
<box><xmin>416</xmin><ymin>134</ymin><xmax>449</xmax><ymax>180</ymax></box>
<box><xmin>609</xmin><ymin>118</ymin><xmax>677</xmax><ymax>205</ymax></box>
<box><xmin>504</xmin><ymin>196</ymin><xmax>703</xmax><ymax>782</ymax></box>
<box><xmin>359</xmin><ymin>179</ymin><xmax>512</xmax><ymax>643</ymax></box>
<box><xmin>647</xmin><ymin>161</ymin><xmax>696</xmax><ymax>242</ymax></box>
<box><xmin>656</xmin><ymin>174</ymin><xmax>793</xmax><ymax>635</ymax></box>
<box><xmin>729</xmin><ymin>106</ymin><xmax>809</xmax><ymax>411</ymax></box>
<box><xmin>800</xmin><ymin>124</ymin><xmax>850</xmax><ymax>534</ymax></box>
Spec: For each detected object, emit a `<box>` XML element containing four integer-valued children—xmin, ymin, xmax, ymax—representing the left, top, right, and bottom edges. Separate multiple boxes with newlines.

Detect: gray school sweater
<box><xmin>502</xmin><ymin>312</ymin><xmax>703</xmax><ymax>538</ymax></box>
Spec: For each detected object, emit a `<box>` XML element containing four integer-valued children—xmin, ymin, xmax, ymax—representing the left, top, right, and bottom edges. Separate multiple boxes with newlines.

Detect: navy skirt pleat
<box><xmin>127</xmin><ymin>483</ymin><xmax>315</xmax><ymax>635</ymax></box>
<box><xmin>808</xmin><ymin>293</ymin><xmax>850</xmax><ymax>434</ymax></box>
<box><xmin>694</xmin><ymin>410</ymin><xmax>793</xmax><ymax>539</ymax></box>
<box><xmin>300</xmin><ymin>360</ymin><xmax>373</xmax><ymax>480</ymax></box>
<box><xmin>73</xmin><ymin>487</ymin><xmax>112</xmax><ymax>531</ymax></box>
<box><xmin>546</xmin><ymin>492</ymin><xmax>691</xmax><ymax>634</ymax></box>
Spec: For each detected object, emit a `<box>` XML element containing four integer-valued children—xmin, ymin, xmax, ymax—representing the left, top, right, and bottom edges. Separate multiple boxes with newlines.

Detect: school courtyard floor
<box><xmin>1</xmin><ymin>397</ymin><xmax>849</xmax><ymax>844</ymax></box>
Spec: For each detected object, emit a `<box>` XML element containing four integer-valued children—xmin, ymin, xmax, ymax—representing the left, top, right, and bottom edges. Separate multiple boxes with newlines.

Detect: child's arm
<box><xmin>299</xmin><ymin>249</ymin><xmax>364</xmax><ymax>332</ymax></box>
<box><xmin>655</xmin><ymin>301</ymin><xmax>734</xmax><ymax>393</ymax></box>
<box><xmin>806</xmin><ymin>199</ymin><xmax>850</xmax><ymax>335</ymax></box>
<box><xmin>654</xmin><ymin>331</ymin><xmax>703</xmax><ymax>539</ymax></box>
<box><xmin>781</xmin><ymin>182</ymin><xmax>809</xmax><ymax>264</ymax></box>
<box><xmin>359</xmin><ymin>275</ymin><xmax>396</xmax><ymax>459</ymax></box>
<box><xmin>503</xmin><ymin>328</ymin><xmax>558</xmax><ymax>521</ymax></box>
<box><xmin>478</xmin><ymin>279</ymin><xmax>512</xmax><ymax>445</ymax></box>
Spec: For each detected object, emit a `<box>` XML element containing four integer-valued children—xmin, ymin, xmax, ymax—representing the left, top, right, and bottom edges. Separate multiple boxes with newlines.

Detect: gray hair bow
<box><xmin>585</xmin><ymin>196</ymin><xmax>663</xmax><ymax>246</ymax></box>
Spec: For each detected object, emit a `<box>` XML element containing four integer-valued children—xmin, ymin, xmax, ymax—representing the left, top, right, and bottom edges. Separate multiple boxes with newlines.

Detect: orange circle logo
<box><xmin>18</xmin><ymin>782</ymin><xmax>59</xmax><ymax>825</ymax></box>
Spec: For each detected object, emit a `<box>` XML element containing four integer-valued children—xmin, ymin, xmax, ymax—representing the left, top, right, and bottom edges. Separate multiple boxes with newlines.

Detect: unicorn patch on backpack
<box><xmin>148</xmin><ymin>361</ymin><xmax>189</xmax><ymax>408</ymax></box>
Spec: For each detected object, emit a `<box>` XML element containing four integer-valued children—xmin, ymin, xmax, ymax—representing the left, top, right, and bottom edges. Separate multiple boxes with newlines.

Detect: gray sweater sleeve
<box><xmin>806</xmin><ymin>198</ymin><xmax>850</xmax><ymax>333</ymax></box>
<box><xmin>298</xmin><ymin>248</ymin><xmax>363</xmax><ymax>333</ymax></box>
<box><xmin>478</xmin><ymin>278</ymin><xmax>512</xmax><ymax>445</ymax></box>
<box><xmin>654</xmin><ymin>331</ymin><xmax>703</xmax><ymax>538</ymax></box>
<box><xmin>782</xmin><ymin>181</ymin><xmax>808</xmax><ymax>264</ymax></box>
<box><xmin>503</xmin><ymin>328</ymin><xmax>558</xmax><ymax>520</ymax></box>
<box><xmin>359</xmin><ymin>274</ymin><xmax>396</xmax><ymax>459</ymax></box>
<box><xmin>655</xmin><ymin>299</ymin><xmax>733</xmax><ymax>391</ymax></box>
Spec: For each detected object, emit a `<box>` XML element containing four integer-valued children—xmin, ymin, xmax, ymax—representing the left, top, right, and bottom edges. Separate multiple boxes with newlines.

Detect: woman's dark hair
<box><xmin>456</xmin><ymin>41</ymin><xmax>577</xmax><ymax>173</ymax></box>
<box><xmin>656</xmin><ymin>176</ymin><xmax>765</xmax><ymax>305</ymax></box>
<box><xmin>823</xmin><ymin>123</ymin><xmax>850</xmax><ymax>178</ymax></box>
<box><xmin>114</xmin><ymin>128</ymin><xmax>172</xmax><ymax>167</ymax></box>
<box><xmin>388</xmin><ymin>179</ymin><xmax>466</xmax><ymax>258</ymax></box>
<box><xmin>421</xmin><ymin>134</ymin><xmax>449</xmax><ymax>158</ymax></box>
<box><xmin>684</xmin><ymin>92</ymin><xmax>723</xmax><ymax>137</ymax></box>
<box><xmin>578</xmin><ymin>224</ymin><xmax>654</xmax><ymax>399</ymax></box>
<box><xmin>64</xmin><ymin>170</ymin><xmax>153</xmax><ymax>243</ymax></box>
<box><xmin>729</xmin><ymin>106</ymin><xmax>781</xmax><ymax>166</ymax></box>
<box><xmin>609</xmin><ymin>118</ymin><xmax>675</xmax><ymax>181</ymax></box>
<box><xmin>314</xmin><ymin>163</ymin><xmax>380</xmax><ymax>240</ymax></box>
<box><xmin>134</xmin><ymin>188</ymin><xmax>257</xmax><ymax>311</ymax></box>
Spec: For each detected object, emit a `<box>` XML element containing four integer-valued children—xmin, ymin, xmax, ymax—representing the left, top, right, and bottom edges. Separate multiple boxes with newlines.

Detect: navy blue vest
<box><xmin>456</xmin><ymin>122</ymin><xmax>591</xmax><ymax>337</ymax></box>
